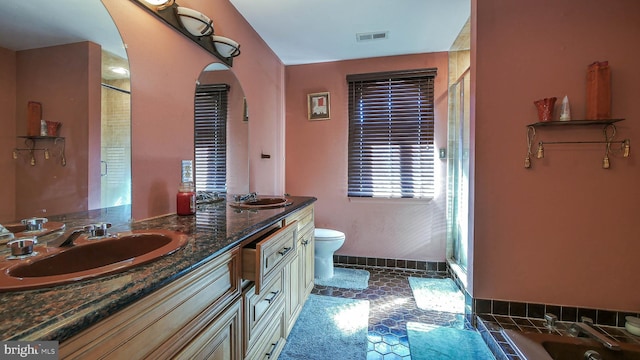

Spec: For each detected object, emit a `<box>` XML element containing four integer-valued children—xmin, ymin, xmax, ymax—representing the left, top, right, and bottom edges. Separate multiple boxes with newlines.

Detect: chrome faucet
<box><xmin>48</xmin><ymin>226</ymin><xmax>91</xmax><ymax>247</ymax></box>
<box><xmin>234</xmin><ymin>192</ymin><xmax>257</xmax><ymax>202</ymax></box>
<box><xmin>569</xmin><ymin>317</ymin><xmax>620</xmax><ymax>350</ymax></box>
<box><xmin>47</xmin><ymin>223</ymin><xmax>111</xmax><ymax>247</ymax></box>
<box><xmin>85</xmin><ymin>223</ymin><xmax>112</xmax><ymax>238</ymax></box>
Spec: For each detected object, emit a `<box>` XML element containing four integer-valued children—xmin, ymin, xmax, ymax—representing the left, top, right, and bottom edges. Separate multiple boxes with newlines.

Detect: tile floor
<box><xmin>311</xmin><ymin>264</ymin><xmax>472</xmax><ymax>360</ymax></box>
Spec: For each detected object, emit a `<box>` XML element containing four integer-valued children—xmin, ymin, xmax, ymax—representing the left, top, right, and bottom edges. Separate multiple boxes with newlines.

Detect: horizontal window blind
<box><xmin>347</xmin><ymin>69</ymin><xmax>436</xmax><ymax>198</ymax></box>
<box><xmin>195</xmin><ymin>84</ymin><xmax>228</xmax><ymax>193</ymax></box>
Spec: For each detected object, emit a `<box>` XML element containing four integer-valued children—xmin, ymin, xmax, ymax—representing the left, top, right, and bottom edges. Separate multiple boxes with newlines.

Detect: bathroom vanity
<box><xmin>0</xmin><ymin>196</ymin><xmax>315</xmax><ymax>360</ymax></box>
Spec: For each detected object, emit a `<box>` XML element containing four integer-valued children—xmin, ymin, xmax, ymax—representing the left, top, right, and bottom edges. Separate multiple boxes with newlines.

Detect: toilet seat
<box><xmin>314</xmin><ymin>228</ymin><xmax>345</xmax><ymax>241</ymax></box>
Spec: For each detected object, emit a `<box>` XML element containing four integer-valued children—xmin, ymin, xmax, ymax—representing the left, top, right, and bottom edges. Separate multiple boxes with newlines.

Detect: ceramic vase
<box><xmin>46</xmin><ymin>121</ymin><xmax>61</xmax><ymax>136</ymax></box>
<box><xmin>534</xmin><ymin>97</ymin><xmax>557</xmax><ymax>122</ymax></box>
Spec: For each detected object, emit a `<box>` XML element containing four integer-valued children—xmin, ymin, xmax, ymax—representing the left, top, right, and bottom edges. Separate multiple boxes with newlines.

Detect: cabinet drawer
<box><xmin>243</xmin><ymin>273</ymin><xmax>284</xmax><ymax>349</ymax></box>
<box><xmin>245</xmin><ymin>310</ymin><xmax>286</xmax><ymax>360</ymax></box>
<box><xmin>285</xmin><ymin>205</ymin><xmax>314</xmax><ymax>233</ymax></box>
<box><xmin>244</xmin><ymin>274</ymin><xmax>284</xmax><ymax>334</ymax></box>
<box><xmin>242</xmin><ymin>221</ymin><xmax>297</xmax><ymax>294</ymax></box>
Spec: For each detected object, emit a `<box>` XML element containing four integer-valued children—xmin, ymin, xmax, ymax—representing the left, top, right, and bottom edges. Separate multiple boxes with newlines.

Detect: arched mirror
<box><xmin>195</xmin><ymin>63</ymin><xmax>249</xmax><ymax>198</ymax></box>
<box><xmin>0</xmin><ymin>0</ymin><xmax>131</xmax><ymax>222</ymax></box>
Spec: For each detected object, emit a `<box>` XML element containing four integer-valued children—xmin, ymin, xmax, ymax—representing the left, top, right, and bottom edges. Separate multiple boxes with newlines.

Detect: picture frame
<box><xmin>307</xmin><ymin>92</ymin><xmax>330</xmax><ymax>120</ymax></box>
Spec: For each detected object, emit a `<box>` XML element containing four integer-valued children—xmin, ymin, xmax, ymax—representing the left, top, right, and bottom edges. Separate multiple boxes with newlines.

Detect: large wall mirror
<box><xmin>0</xmin><ymin>0</ymin><xmax>131</xmax><ymax>222</ymax></box>
<box><xmin>195</xmin><ymin>63</ymin><xmax>249</xmax><ymax>197</ymax></box>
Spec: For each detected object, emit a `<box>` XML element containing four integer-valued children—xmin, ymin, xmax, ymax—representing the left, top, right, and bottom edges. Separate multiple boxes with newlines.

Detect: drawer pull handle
<box><xmin>265</xmin><ymin>290</ymin><xmax>280</xmax><ymax>303</ymax></box>
<box><xmin>265</xmin><ymin>339</ymin><xmax>281</xmax><ymax>359</ymax></box>
<box><xmin>302</xmin><ymin>239</ymin><xmax>309</xmax><ymax>246</ymax></box>
<box><xmin>278</xmin><ymin>247</ymin><xmax>292</xmax><ymax>256</ymax></box>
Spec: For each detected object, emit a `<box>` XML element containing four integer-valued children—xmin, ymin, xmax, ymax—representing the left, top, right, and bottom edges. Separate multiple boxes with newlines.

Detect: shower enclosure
<box><xmin>446</xmin><ymin>68</ymin><xmax>470</xmax><ymax>273</ymax></box>
<box><xmin>100</xmin><ymin>82</ymin><xmax>131</xmax><ymax>208</ymax></box>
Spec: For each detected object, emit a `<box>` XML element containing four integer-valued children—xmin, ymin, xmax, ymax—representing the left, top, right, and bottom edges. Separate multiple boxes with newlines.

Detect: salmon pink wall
<box><xmin>473</xmin><ymin>0</ymin><xmax>640</xmax><ymax>311</ymax></box>
<box><xmin>0</xmin><ymin>48</ymin><xmax>16</xmax><ymax>222</ymax></box>
<box><xmin>102</xmin><ymin>0</ymin><xmax>285</xmax><ymax>220</ymax></box>
<box><xmin>14</xmin><ymin>42</ymin><xmax>100</xmax><ymax>219</ymax></box>
<box><xmin>285</xmin><ymin>53</ymin><xmax>449</xmax><ymax>261</ymax></box>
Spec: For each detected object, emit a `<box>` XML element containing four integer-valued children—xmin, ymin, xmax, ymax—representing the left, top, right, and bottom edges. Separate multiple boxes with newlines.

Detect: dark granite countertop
<box><xmin>0</xmin><ymin>196</ymin><xmax>316</xmax><ymax>342</ymax></box>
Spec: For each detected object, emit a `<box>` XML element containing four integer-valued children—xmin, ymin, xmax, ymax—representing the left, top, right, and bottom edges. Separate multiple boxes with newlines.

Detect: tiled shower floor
<box><xmin>311</xmin><ymin>264</ymin><xmax>471</xmax><ymax>360</ymax></box>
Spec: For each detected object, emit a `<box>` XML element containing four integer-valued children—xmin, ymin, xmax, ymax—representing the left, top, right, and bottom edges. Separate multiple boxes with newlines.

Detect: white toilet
<box><xmin>314</xmin><ymin>228</ymin><xmax>345</xmax><ymax>279</ymax></box>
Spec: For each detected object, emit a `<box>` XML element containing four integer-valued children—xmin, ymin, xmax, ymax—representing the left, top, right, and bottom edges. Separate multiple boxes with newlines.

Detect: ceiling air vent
<box><xmin>356</xmin><ymin>31</ymin><xmax>389</xmax><ymax>42</ymax></box>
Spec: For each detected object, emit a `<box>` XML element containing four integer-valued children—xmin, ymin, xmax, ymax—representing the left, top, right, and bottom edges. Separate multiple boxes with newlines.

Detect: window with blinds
<box><xmin>195</xmin><ymin>84</ymin><xmax>228</xmax><ymax>193</ymax></box>
<box><xmin>347</xmin><ymin>69</ymin><xmax>436</xmax><ymax>198</ymax></box>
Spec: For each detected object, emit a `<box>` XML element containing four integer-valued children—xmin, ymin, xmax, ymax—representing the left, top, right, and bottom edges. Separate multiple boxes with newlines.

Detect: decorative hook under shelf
<box><xmin>13</xmin><ymin>136</ymin><xmax>66</xmax><ymax>167</ymax></box>
<box><xmin>538</xmin><ymin>140</ymin><xmax>628</xmax><ymax>145</ymax></box>
<box><xmin>524</xmin><ymin>126</ymin><xmax>535</xmax><ymax>168</ymax></box>
<box><xmin>524</xmin><ymin>121</ymin><xmax>631</xmax><ymax>169</ymax></box>
<box><xmin>532</xmin><ymin>139</ymin><xmax>630</xmax><ymax>169</ymax></box>
<box><xmin>55</xmin><ymin>137</ymin><xmax>66</xmax><ymax>166</ymax></box>
<box><xmin>12</xmin><ymin>147</ymin><xmax>50</xmax><ymax>166</ymax></box>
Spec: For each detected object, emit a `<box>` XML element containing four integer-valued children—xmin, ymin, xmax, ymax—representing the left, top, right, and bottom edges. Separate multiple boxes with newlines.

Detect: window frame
<box><xmin>347</xmin><ymin>68</ymin><xmax>437</xmax><ymax>199</ymax></box>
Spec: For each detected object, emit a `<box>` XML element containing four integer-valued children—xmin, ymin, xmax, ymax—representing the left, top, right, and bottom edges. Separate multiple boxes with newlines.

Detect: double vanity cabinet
<box><xmin>60</xmin><ymin>247</ymin><xmax>243</xmax><ymax>359</ymax></box>
<box><xmin>57</xmin><ymin>201</ymin><xmax>315</xmax><ymax>360</ymax></box>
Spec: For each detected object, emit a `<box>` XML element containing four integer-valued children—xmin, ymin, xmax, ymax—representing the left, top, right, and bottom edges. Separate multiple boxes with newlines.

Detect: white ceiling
<box><xmin>229</xmin><ymin>0</ymin><xmax>470</xmax><ymax>65</ymax></box>
<box><xmin>0</xmin><ymin>0</ymin><xmax>127</xmax><ymax>59</ymax></box>
<box><xmin>0</xmin><ymin>0</ymin><xmax>470</xmax><ymax>67</ymax></box>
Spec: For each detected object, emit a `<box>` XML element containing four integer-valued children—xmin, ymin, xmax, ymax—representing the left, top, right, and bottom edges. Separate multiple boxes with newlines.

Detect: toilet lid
<box><xmin>314</xmin><ymin>228</ymin><xmax>345</xmax><ymax>241</ymax></box>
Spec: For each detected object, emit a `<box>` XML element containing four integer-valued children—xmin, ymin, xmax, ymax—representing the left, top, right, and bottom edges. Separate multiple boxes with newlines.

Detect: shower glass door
<box><xmin>446</xmin><ymin>69</ymin><xmax>470</xmax><ymax>271</ymax></box>
<box><xmin>100</xmin><ymin>84</ymin><xmax>131</xmax><ymax>208</ymax></box>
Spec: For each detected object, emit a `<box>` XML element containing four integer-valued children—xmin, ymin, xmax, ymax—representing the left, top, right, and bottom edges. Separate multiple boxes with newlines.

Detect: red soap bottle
<box><xmin>177</xmin><ymin>182</ymin><xmax>196</xmax><ymax>216</ymax></box>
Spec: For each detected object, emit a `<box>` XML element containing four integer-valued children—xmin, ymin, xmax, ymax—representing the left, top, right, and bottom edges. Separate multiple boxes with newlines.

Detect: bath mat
<box><xmin>280</xmin><ymin>294</ymin><xmax>370</xmax><ymax>360</ymax></box>
<box><xmin>314</xmin><ymin>267</ymin><xmax>370</xmax><ymax>289</ymax></box>
<box><xmin>407</xmin><ymin>322</ymin><xmax>495</xmax><ymax>360</ymax></box>
<box><xmin>408</xmin><ymin>277</ymin><xmax>465</xmax><ymax>313</ymax></box>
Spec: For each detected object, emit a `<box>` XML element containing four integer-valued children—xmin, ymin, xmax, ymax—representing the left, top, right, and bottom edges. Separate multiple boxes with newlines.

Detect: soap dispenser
<box><xmin>177</xmin><ymin>160</ymin><xmax>196</xmax><ymax>216</ymax></box>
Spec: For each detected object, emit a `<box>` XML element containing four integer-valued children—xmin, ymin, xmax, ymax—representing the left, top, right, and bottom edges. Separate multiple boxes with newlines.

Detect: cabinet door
<box><xmin>60</xmin><ymin>249</ymin><xmax>241</xmax><ymax>359</ymax></box>
<box><xmin>175</xmin><ymin>300</ymin><xmax>243</xmax><ymax>360</ymax></box>
<box><xmin>284</xmin><ymin>247</ymin><xmax>302</xmax><ymax>335</ymax></box>
<box><xmin>300</xmin><ymin>227</ymin><xmax>315</xmax><ymax>299</ymax></box>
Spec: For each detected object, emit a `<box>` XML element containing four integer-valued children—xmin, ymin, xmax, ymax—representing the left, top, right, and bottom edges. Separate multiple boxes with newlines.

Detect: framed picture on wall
<box><xmin>307</xmin><ymin>92</ymin><xmax>330</xmax><ymax>120</ymax></box>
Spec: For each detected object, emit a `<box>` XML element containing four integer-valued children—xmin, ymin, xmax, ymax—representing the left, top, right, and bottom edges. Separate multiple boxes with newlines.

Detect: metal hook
<box><xmin>602</xmin><ymin>124</ymin><xmax>616</xmax><ymax>169</ymax></box>
<box><xmin>525</xmin><ymin>126</ymin><xmax>536</xmax><ymax>168</ymax></box>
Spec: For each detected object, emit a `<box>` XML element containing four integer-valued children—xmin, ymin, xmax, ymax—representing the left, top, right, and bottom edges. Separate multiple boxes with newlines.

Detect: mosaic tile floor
<box><xmin>311</xmin><ymin>264</ymin><xmax>471</xmax><ymax>359</ymax></box>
